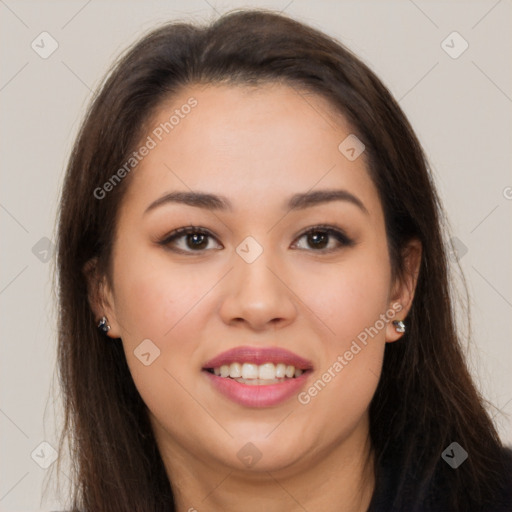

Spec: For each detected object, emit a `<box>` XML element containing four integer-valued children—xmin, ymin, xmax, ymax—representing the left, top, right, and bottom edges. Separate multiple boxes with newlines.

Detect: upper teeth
<box><xmin>213</xmin><ymin>362</ymin><xmax>303</xmax><ymax>379</ymax></box>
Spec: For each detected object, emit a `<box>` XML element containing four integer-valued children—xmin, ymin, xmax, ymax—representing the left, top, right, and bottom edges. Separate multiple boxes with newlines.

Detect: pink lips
<box><xmin>202</xmin><ymin>346</ymin><xmax>313</xmax><ymax>408</ymax></box>
<box><xmin>202</xmin><ymin>345</ymin><xmax>313</xmax><ymax>370</ymax></box>
<box><xmin>203</xmin><ymin>370</ymin><xmax>310</xmax><ymax>408</ymax></box>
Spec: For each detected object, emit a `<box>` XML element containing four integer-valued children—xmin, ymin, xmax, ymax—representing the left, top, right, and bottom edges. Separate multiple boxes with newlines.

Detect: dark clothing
<box><xmin>367</xmin><ymin>447</ymin><xmax>512</xmax><ymax>511</ymax></box>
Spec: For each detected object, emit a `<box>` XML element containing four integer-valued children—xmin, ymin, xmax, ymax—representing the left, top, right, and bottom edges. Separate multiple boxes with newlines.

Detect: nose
<box><xmin>218</xmin><ymin>243</ymin><xmax>298</xmax><ymax>332</ymax></box>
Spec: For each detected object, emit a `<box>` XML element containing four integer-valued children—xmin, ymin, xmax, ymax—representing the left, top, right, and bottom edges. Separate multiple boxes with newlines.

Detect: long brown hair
<box><xmin>54</xmin><ymin>9</ymin><xmax>509</xmax><ymax>511</ymax></box>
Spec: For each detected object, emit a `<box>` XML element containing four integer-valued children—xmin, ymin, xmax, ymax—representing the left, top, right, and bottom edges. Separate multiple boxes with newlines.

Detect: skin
<box><xmin>88</xmin><ymin>83</ymin><xmax>421</xmax><ymax>512</ymax></box>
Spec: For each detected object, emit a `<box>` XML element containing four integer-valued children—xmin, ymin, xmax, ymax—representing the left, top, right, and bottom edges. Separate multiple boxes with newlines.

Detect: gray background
<box><xmin>1</xmin><ymin>0</ymin><xmax>511</xmax><ymax>510</ymax></box>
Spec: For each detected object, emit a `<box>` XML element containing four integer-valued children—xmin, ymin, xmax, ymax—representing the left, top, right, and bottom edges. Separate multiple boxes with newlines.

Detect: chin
<box><xmin>213</xmin><ymin>435</ymin><xmax>311</xmax><ymax>474</ymax></box>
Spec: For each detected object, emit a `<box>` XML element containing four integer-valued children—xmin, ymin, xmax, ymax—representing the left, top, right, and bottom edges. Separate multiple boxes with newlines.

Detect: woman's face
<box><xmin>96</xmin><ymin>83</ymin><xmax>412</xmax><ymax>477</ymax></box>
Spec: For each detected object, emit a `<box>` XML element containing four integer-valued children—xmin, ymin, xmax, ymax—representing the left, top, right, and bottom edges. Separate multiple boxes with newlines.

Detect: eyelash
<box><xmin>156</xmin><ymin>224</ymin><xmax>355</xmax><ymax>254</ymax></box>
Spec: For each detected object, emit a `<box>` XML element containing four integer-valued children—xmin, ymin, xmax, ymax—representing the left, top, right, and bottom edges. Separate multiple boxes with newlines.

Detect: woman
<box><xmin>54</xmin><ymin>8</ymin><xmax>512</xmax><ymax>511</ymax></box>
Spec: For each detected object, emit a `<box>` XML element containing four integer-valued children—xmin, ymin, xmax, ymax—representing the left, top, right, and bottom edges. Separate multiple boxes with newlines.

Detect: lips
<box><xmin>202</xmin><ymin>346</ymin><xmax>313</xmax><ymax>370</ymax></box>
<box><xmin>203</xmin><ymin>370</ymin><xmax>310</xmax><ymax>407</ymax></box>
<box><xmin>202</xmin><ymin>346</ymin><xmax>314</xmax><ymax>407</ymax></box>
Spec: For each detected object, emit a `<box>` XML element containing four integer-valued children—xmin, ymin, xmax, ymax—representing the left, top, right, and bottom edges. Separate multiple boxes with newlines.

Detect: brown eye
<box><xmin>306</xmin><ymin>231</ymin><xmax>329</xmax><ymax>249</ymax></box>
<box><xmin>157</xmin><ymin>226</ymin><xmax>222</xmax><ymax>253</ymax></box>
<box><xmin>185</xmin><ymin>232</ymin><xmax>208</xmax><ymax>250</ymax></box>
<box><xmin>292</xmin><ymin>226</ymin><xmax>354</xmax><ymax>252</ymax></box>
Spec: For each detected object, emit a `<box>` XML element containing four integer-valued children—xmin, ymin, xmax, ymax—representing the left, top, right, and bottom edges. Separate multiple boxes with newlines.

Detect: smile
<box><xmin>202</xmin><ymin>345</ymin><xmax>314</xmax><ymax>407</ymax></box>
<box><xmin>206</xmin><ymin>362</ymin><xmax>305</xmax><ymax>382</ymax></box>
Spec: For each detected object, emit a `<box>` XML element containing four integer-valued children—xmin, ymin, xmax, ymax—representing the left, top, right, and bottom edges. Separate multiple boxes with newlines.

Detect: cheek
<box><xmin>291</xmin><ymin>246</ymin><xmax>390</xmax><ymax>422</ymax></box>
<box><xmin>111</xmin><ymin>247</ymin><xmax>217</xmax><ymax>395</ymax></box>
<box><xmin>293</xmin><ymin>249</ymin><xmax>392</xmax><ymax>345</ymax></box>
<box><xmin>113</xmin><ymin>245</ymin><xmax>216</xmax><ymax>343</ymax></box>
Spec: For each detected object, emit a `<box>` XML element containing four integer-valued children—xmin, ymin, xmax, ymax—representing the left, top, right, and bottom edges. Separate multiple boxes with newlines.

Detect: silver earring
<box><xmin>392</xmin><ymin>320</ymin><xmax>406</xmax><ymax>333</ymax></box>
<box><xmin>97</xmin><ymin>316</ymin><xmax>111</xmax><ymax>333</ymax></box>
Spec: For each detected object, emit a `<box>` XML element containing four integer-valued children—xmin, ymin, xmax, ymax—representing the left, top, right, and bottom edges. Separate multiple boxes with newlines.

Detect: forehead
<box><xmin>120</xmin><ymin>83</ymin><xmax>380</xmax><ymax>217</ymax></box>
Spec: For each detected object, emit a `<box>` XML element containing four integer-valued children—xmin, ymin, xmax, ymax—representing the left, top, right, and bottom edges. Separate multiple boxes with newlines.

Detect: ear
<box><xmin>385</xmin><ymin>238</ymin><xmax>422</xmax><ymax>342</ymax></box>
<box><xmin>82</xmin><ymin>257</ymin><xmax>121</xmax><ymax>338</ymax></box>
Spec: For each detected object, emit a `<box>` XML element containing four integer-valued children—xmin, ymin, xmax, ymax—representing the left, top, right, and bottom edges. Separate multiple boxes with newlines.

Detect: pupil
<box><xmin>309</xmin><ymin>231</ymin><xmax>327</xmax><ymax>249</ymax></box>
<box><xmin>188</xmin><ymin>233</ymin><xmax>207</xmax><ymax>249</ymax></box>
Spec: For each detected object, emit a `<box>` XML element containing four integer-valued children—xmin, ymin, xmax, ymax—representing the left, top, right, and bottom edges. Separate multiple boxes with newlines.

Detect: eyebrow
<box><xmin>144</xmin><ymin>189</ymin><xmax>368</xmax><ymax>215</ymax></box>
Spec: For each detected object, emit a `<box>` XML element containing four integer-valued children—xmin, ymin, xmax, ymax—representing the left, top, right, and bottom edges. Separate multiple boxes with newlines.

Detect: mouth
<box><xmin>201</xmin><ymin>346</ymin><xmax>313</xmax><ymax>407</ymax></box>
